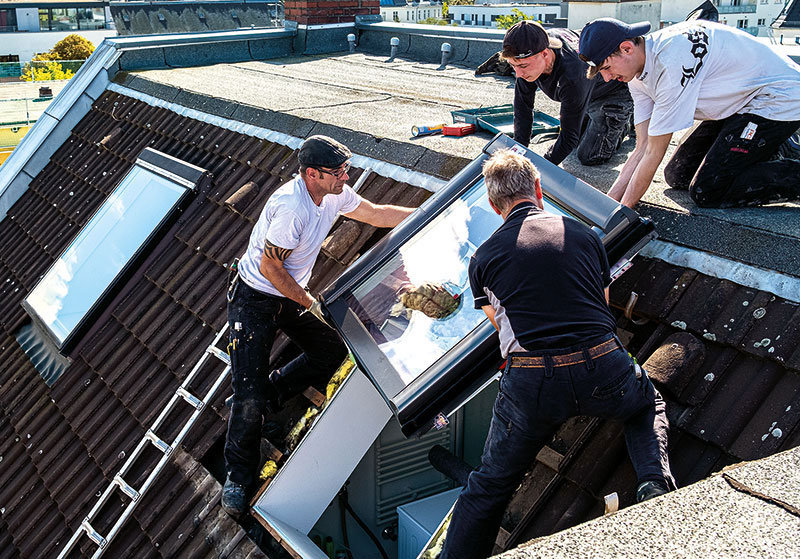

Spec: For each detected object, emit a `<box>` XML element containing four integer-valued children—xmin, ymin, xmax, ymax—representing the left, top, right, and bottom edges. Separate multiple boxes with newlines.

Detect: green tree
<box><xmin>50</xmin><ymin>34</ymin><xmax>95</xmax><ymax>61</ymax></box>
<box><xmin>420</xmin><ymin>17</ymin><xmax>451</xmax><ymax>25</ymax></box>
<box><xmin>496</xmin><ymin>8</ymin><xmax>535</xmax><ymax>30</ymax></box>
<box><xmin>20</xmin><ymin>34</ymin><xmax>93</xmax><ymax>82</ymax></box>
<box><xmin>21</xmin><ymin>60</ymin><xmax>75</xmax><ymax>82</ymax></box>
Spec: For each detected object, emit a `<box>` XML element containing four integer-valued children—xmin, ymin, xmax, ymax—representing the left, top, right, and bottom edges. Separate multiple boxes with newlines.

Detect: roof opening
<box><xmin>16</xmin><ymin>321</ymin><xmax>71</xmax><ymax>386</ymax></box>
<box><xmin>22</xmin><ymin>148</ymin><xmax>208</xmax><ymax>353</ymax></box>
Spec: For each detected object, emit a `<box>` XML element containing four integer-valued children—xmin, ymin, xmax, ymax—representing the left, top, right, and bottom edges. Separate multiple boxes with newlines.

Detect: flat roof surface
<box><xmin>127</xmin><ymin>51</ymin><xmax>800</xmax><ymax>277</ymax></box>
<box><xmin>497</xmin><ymin>446</ymin><xmax>800</xmax><ymax>559</ymax></box>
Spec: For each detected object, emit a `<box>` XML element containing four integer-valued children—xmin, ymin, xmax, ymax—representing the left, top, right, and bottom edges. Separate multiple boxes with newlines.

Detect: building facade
<box><xmin>448</xmin><ymin>3</ymin><xmax>561</xmax><ymax>28</ymax></box>
<box><xmin>0</xmin><ymin>1</ymin><xmax>115</xmax><ymax>62</ymax></box>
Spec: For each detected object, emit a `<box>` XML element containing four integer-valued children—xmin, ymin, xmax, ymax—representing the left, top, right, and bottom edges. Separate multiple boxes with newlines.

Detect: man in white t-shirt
<box><xmin>578</xmin><ymin>18</ymin><xmax>800</xmax><ymax>208</ymax></box>
<box><xmin>222</xmin><ymin>135</ymin><xmax>414</xmax><ymax>516</ymax></box>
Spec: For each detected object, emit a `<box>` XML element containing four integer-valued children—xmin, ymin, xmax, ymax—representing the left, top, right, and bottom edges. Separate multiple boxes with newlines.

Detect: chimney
<box><xmin>284</xmin><ymin>0</ymin><xmax>379</xmax><ymax>25</ymax></box>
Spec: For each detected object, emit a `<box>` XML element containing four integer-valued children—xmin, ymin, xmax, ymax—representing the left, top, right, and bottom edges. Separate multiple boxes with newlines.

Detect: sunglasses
<box><xmin>316</xmin><ymin>162</ymin><xmax>350</xmax><ymax>179</ymax></box>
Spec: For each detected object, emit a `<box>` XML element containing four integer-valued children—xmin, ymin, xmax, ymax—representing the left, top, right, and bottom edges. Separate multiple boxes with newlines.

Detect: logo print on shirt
<box><xmin>680</xmin><ymin>29</ymin><xmax>709</xmax><ymax>88</ymax></box>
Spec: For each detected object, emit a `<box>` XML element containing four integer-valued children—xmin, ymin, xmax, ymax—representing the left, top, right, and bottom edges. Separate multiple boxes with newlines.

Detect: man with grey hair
<box><xmin>440</xmin><ymin>149</ymin><xmax>674</xmax><ymax>559</ymax></box>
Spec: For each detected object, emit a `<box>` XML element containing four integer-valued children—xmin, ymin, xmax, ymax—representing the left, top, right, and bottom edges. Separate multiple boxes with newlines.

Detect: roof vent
<box><xmin>347</xmin><ymin>33</ymin><xmax>357</xmax><ymax>53</ymax></box>
<box><xmin>387</xmin><ymin>36</ymin><xmax>400</xmax><ymax>62</ymax></box>
<box><xmin>438</xmin><ymin>42</ymin><xmax>452</xmax><ymax>70</ymax></box>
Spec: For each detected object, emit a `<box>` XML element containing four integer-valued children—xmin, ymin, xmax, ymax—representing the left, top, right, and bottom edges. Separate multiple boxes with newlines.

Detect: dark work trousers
<box><xmin>224</xmin><ymin>279</ymin><xmax>347</xmax><ymax>487</ymax></box>
<box><xmin>440</xmin><ymin>334</ymin><xmax>675</xmax><ymax>559</ymax></box>
<box><xmin>576</xmin><ymin>87</ymin><xmax>634</xmax><ymax>166</ymax></box>
<box><xmin>664</xmin><ymin>114</ymin><xmax>800</xmax><ymax>207</ymax></box>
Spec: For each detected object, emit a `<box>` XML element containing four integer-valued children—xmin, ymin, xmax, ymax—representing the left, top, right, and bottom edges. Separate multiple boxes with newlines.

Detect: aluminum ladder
<box><xmin>57</xmin><ymin>324</ymin><xmax>232</xmax><ymax>559</ymax></box>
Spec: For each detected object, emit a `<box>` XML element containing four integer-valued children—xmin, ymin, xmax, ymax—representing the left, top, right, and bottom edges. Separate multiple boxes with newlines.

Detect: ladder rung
<box><xmin>113</xmin><ymin>474</ymin><xmax>140</xmax><ymax>501</ymax></box>
<box><xmin>208</xmin><ymin>345</ymin><xmax>231</xmax><ymax>365</ymax></box>
<box><xmin>176</xmin><ymin>387</ymin><xmax>204</xmax><ymax>410</ymax></box>
<box><xmin>145</xmin><ymin>430</ymin><xmax>171</xmax><ymax>455</ymax></box>
<box><xmin>81</xmin><ymin>519</ymin><xmax>107</xmax><ymax>548</ymax></box>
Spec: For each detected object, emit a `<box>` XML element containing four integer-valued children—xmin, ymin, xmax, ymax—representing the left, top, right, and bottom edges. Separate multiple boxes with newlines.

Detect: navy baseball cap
<box><xmin>578</xmin><ymin>18</ymin><xmax>651</xmax><ymax>66</ymax></box>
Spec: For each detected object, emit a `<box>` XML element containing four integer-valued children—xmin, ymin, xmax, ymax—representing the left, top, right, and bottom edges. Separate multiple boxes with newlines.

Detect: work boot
<box><xmin>636</xmin><ymin>480</ymin><xmax>669</xmax><ymax>503</ymax></box>
<box><xmin>221</xmin><ymin>477</ymin><xmax>247</xmax><ymax>516</ymax></box>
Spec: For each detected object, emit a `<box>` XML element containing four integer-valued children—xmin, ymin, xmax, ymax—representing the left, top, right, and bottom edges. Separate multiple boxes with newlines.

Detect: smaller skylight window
<box><xmin>23</xmin><ymin>148</ymin><xmax>206</xmax><ymax>351</ymax></box>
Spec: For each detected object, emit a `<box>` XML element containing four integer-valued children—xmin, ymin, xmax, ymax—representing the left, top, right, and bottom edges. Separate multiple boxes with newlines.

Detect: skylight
<box><xmin>23</xmin><ymin>148</ymin><xmax>206</xmax><ymax>351</ymax></box>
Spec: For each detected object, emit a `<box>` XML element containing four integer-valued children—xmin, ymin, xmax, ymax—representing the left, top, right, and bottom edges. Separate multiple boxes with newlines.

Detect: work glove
<box><xmin>396</xmin><ymin>282</ymin><xmax>460</xmax><ymax>320</ymax></box>
<box><xmin>308</xmin><ymin>298</ymin><xmax>329</xmax><ymax>324</ymax></box>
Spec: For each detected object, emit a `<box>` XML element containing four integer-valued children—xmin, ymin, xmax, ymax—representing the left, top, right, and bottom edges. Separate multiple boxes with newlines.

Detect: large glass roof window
<box><xmin>323</xmin><ymin>134</ymin><xmax>656</xmax><ymax>437</ymax></box>
<box><xmin>23</xmin><ymin>148</ymin><xmax>206</xmax><ymax>351</ymax></box>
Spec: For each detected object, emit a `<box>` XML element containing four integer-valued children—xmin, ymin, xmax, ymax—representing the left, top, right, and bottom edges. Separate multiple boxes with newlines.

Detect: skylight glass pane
<box><xmin>344</xmin><ymin>178</ymin><xmax>576</xmax><ymax>387</ymax></box>
<box><xmin>25</xmin><ymin>165</ymin><xmax>187</xmax><ymax>347</ymax></box>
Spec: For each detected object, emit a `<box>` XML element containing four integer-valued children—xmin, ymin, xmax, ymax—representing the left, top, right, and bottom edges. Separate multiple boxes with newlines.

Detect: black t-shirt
<box><xmin>513</xmin><ymin>27</ymin><xmax>629</xmax><ymax>162</ymax></box>
<box><xmin>468</xmin><ymin>202</ymin><xmax>616</xmax><ymax>356</ymax></box>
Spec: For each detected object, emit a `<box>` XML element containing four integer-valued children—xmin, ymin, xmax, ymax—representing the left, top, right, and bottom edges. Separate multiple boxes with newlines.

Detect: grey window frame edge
<box><xmin>21</xmin><ymin>147</ymin><xmax>209</xmax><ymax>356</ymax></box>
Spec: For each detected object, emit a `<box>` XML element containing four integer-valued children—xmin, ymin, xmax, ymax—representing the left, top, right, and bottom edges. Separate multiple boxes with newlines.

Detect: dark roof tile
<box><xmin>682</xmin><ymin>355</ymin><xmax>784</xmax><ymax>453</ymax></box>
<box><xmin>740</xmin><ymin>297</ymin><xmax>800</xmax><ymax>367</ymax></box>
<box><xmin>729</xmin><ymin>371</ymin><xmax>800</xmax><ymax>460</ymax></box>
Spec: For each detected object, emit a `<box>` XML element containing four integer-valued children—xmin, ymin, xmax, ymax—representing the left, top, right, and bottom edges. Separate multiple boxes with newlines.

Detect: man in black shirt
<box><xmin>503</xmin><ymin>20</ymin><xmax>633</xmax><ymax>165</ymax></box>
<box><xmin>439</xmin><ymin>149</ymin><xmax>674</xmax><ymax>559</ymax></box>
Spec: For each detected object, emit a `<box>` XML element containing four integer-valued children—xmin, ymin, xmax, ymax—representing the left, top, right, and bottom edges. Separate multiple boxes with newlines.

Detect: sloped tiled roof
<box><xmin>493</xmin><ymin>256</ymin><xmax>800</xmax><ymax>553</ymax></box>
<box><xmin>0</xmin><ymin>89</ymin><xmax>430</xmax><ymax>557</ymax></box>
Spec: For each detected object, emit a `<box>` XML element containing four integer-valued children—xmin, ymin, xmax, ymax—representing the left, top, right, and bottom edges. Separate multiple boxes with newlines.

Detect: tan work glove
<box><xmin>398</xmin><ymin>282</ymin><xmax>460</xmax><ymax>319</ymax></box>
<box><xmin>308</xmin><ymin>298</ymin><xmax>328</xmax><ymax>324</ymax></box>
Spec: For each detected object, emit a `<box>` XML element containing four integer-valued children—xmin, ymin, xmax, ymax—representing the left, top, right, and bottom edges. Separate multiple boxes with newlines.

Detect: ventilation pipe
<box><xmin>347</xmin><ymin>33</ymin><xmax>357</xmax><ymax>53</ymax></box>
<box><xmin>438</xmin><ymin>42</ymin><xmax>452</xmax><ymax>70</ymax></box>
<box><xmin>387</xmin><ymin>37</ymin><xmax>400</xmax><ymax>62</ymax></box>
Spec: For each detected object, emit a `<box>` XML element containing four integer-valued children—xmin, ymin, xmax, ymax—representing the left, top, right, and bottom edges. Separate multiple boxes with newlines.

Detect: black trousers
<box><xmin>224</xmin><ymin>279</ymin><xmax>347</xmax><ymax>487</ymax></box>
<box><xmin>576</xmin><ymin>87</ymin><xmax>634</xmax><ymax>166</ymax></box>
<box><xmin>664</xmin><ymin>113</ymin><xmax>800</xmax><ymax>207</ymax></box>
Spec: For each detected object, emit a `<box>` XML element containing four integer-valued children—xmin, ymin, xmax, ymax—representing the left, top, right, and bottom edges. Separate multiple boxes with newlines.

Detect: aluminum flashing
<box><xmin>641</xmin><ymin>240</ymin><xmax>800</xmax><ymax>303</ymax></box>
<box><xmin>107</xmin><ymin>82</ymin><xmax>448</xmax><ymax>193</ymax></box>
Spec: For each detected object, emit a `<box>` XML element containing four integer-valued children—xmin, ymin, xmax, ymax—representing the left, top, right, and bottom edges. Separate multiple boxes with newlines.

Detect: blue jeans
<box><xmin>440</xmin><ymin>334</ymin><xmax>674</xmax><ymax>559</ymax></box>
<box><xmin>224</xmin><ymin>279</ymin><xmax>347</xmax><ymax>487</ymax></box>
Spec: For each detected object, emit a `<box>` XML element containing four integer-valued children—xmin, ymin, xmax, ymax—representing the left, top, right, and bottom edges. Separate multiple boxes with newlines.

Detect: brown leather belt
<box><xmin>509</xmin><ymin>338</ymin><xmax>619</xmax><ymax>368</ymax></box>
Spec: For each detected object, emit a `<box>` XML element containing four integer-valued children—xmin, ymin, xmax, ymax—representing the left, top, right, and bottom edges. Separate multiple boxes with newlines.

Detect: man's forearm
<box><xmin>619</xmin><ymin>133</ymin><xmax>672</xmax><ymax>208</ymax></box>
<box><xmin>608</xmin><ymin>148</ymin><xmax>644</xmax><ymax>201</ymax></box>
<box><xmin>373</xmin><ymin>205</ymin><xmax>414</xmax><ymax>228</ymax></box>
<box><xmin>260</xmin><ymin>261</ymin><xmax>315</xmax><ymax>308</ymax></box>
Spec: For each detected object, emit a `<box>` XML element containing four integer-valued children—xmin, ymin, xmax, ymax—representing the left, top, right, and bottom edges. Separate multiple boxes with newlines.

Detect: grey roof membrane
<box><xmin>122</xmin><ymin>51</ymin><xmax>800</xmax><ymax>278</ymax></box>
<box><xmin>496</xmin><ymin>447</ymin><xmax>800</xmax><ymax>559</ymax></box>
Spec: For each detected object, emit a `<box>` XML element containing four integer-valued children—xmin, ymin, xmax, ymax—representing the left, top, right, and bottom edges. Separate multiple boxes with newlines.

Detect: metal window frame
<box><xmin>21</xmin><ymin>148</ymin><xmax>208</xmax><ymax>354</ymax></box>
<box><xmin>322</xmin><ymin>134</ymin><xmax>656</xmax><ymax>438</ymax></box>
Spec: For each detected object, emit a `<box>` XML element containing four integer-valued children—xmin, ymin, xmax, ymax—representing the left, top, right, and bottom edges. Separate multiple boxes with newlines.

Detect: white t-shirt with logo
<box><xmin>629</xmin><ymin>20</ymin><xmax>800</xmax><ymax>137</ymax></box>
<box><xmin>238</xmin><ymin>175</ymin><xmax>362</xmax><ymax>296</ymax></box>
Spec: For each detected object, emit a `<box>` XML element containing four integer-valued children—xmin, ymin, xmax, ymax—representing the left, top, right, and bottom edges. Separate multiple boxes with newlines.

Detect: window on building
<box><xmin>732</xmin><ymin>0</ymin><xmax>741</xmax><ymax>6</ymax></box>
<box><xmin>23</xmin><ymin>148</ymin><xmax>205</xmax><ymax>351</ymax></box>
<box><xmin>737</xmin><ymin>18</ymin><xmax>748</xmax><ymax>28</ymax></box>
<box><xmin>39</xmin><ymin>6</ymin><xmax>107</xmax><ymax>31</ymax></box>
<box><xmin>0</xmin><ymin>8</ymin><xmax>18</xmax><ymax>32</ymax></box>
<box><xmin>758</xmin><ymin>18</ymin><xmax>766</xmax><ymax>25</ymax></box>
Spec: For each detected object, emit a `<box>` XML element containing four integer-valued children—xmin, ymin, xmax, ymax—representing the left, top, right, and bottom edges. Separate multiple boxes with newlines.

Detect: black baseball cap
<box><xmin>298</xmin><ymin>135</ymin><xmax>351</xmax><ymax>168</ymax></box>
<box><xmin>578</xmin><ymin>18</ymin><xmax>651</xmax><ymax>66</ymax></box>
<box><xmin>503</xmin><ymin>20</ymin><xmax>562</xmax><ymax>59</ymax></box>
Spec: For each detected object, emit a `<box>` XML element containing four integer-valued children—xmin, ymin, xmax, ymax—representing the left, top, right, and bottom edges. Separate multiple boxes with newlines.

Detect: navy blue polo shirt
<box><xmin>468</xmin><ymin>202</ymin><xmax>616</xmax><ymax>356</ymax></box>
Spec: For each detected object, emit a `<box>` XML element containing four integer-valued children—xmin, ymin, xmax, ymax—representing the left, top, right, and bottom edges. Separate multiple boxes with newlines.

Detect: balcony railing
<box><xmin>717</xmin><ymin>5</ymin><xmax>757</xmax><ymax>13</ymax></box>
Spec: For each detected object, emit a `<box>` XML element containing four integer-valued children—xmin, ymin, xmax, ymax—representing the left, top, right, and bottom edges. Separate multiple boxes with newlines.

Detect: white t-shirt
<box><xmin>629</xmin><ymin>21</ymin><xmax>800</xmax><ymax>137</ymax></box>
<box><xmin>238</xmin><ymin>175</ymin><xmax>362</xmax><ymax>296</ymax></box>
